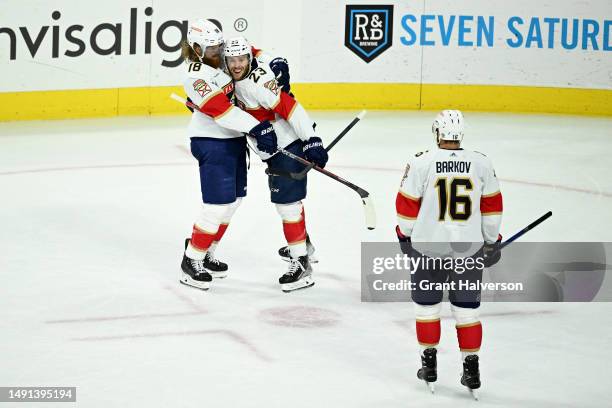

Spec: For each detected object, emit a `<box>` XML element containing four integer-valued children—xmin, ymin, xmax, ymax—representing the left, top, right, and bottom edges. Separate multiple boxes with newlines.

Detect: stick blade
<box><xmin>170</xmin><ymin>93</ymin><xmax>186</xmax><ymax>103</ymax></box>
<box><xmin>361</xmin><ymin>195</ymin><xmax>377</xmax><ymax>230</ymax></box>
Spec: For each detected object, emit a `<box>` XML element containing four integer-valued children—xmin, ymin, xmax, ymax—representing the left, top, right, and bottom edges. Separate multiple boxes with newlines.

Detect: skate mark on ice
<box><xmin>259</xmin><ymin>306</ymin><xmax>341</xmax><ymax>328</ymax></box>
<box><xmin>46</xmin><ymin>310</ymin><xmax>206</xmax><ymax>324</ymax></box>
<box><xmin>175</xmin><ymin>144</ymin><xmax>191</xmax><ymax>156</ymax></box>
<box><xmin>164</xmin><ymin>284</ymin><xmax>207</xmax><ymax>313</ymax></box>
<box><xmin>0</xmin><ymin>162</ymin><xmax>191</xmax><ymax>176</ymax></box>
<box><xmin>2</xmin><ymin>159</ymin><xmax>609</xmax><ymax>198</ymax></box>
<box><xmin>71</xmin><ymin>329</ymin><xmax>273</xmax><ymax>362</ymax></box>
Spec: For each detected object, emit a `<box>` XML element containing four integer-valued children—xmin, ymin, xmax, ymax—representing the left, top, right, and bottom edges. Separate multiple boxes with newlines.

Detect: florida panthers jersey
<box><xmin>396</xmin><ymin>148</ymin><xmax>503</xmax><ymax>243</ymax></box>
<box><xmin>232</xmin><ymin>59</ymin><xmax>317</xmax><ymax>159</ymax></box>
<box><xmin>183</xmin><ymin>61</ymin><xmax>259</xmax><ymax>139</ymax></box>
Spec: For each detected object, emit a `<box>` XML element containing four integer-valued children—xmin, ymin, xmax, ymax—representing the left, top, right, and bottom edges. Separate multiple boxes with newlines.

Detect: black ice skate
<box><xmin>203</xmin><ymin>252</ymin><xmax>228</xmax><ymax>278</ymax></box>
<box><xmin>417</xmin><ymin>348</ymin><xmax>437</xmax><ymax>393</ymax></box>
<box><xmin>184</xmin><ymin>238</ymin><xmax>228</xmax><ymax>278</ymax></box>
<box><xmin>279</xmin><ymin>255</ymin><xmax>314</xmax><ymax>292</ymax></box>
<box><xmin>278</xmin><ymin>234</ymin><xmax>318</xmax><ymax>263</ymax></box>
<box><xmin>461</xmin><ymin>355</ymin><xmax>481</xmax><ymax>400</ymax></box>
<box><xmin>180</xmin><ymin>252</ymin><xmax>212</xmax><ymax>291</ymax></box>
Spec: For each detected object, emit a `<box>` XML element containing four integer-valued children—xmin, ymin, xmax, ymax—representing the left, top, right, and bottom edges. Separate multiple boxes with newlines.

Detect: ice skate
<box><xmin>184</xmin><ymin>238</ymin><xmax>228</xmax><ymax>278</ymax></box>
<box><xmin>279</xmin><ymin>255</ymin><xmax>314</xmax><ymax>292</ymax></box>
<box><xmin>417</xmin><ymin>348</ymin><xmax>437</xmax><ymax>393</ymax></box>
<box><xmin>203</xmin><ymin>251</ymin><xmax>228</xmax><ymax>278</ymax></box>
<box><xmin>461</xmin><ymin>355</ymin><xmax>481</xmax><ymax>400</ymax></box>
<box><xmin>180</xmin><ymin>248</ymin><xmax>212</xmax><ymax>291</ymax></box>
<box><xmin>278</xmin><ymin>234</ymin><xmax>318</xmax><ymax>263</ymax></box>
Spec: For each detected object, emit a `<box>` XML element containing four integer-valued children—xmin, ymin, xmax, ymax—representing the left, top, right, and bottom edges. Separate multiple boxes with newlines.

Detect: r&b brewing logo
<box><xmin>344</xmin><ymin>5</ymin><xmax>394</xmax><ymax>63</ymax></box>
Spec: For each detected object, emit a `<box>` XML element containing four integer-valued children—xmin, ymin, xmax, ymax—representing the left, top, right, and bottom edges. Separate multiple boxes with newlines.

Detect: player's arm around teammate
<box><xmin>178</xmin><ymin>20</ymin><xmax>278</xmax><ymax>290</ymax></box>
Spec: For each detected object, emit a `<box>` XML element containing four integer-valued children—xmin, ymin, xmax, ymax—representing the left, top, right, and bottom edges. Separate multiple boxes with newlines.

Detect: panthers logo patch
<box><xmin>193</xmin><ymin>79</ymin><xmax>212</xmax><ymax>98</ymax></box>
<box><xmin>264</xmin><ymin>79</ymin><xmax>280</xmax><ymax>95</ymax></box>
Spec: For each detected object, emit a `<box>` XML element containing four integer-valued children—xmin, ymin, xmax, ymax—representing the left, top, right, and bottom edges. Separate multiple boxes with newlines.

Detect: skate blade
<box><xmin>179</xmin><ymin>273</ymin><xmax>210</xmax><ymax>291</ymax></box>
<box><xmin>426</xmin><ymin>382</ymin><xmax>435</xmax><ymax>394</ymax></box>
<box><xmin>210</xmin><ymin>271</ymin><xmax>228</xmax><ymax>279</ymax></box>
<box><xmin>468</xmin><ymin>389</ymin><xmax>479</xmax><ymax>401</ymax></box>
<box><xmin>281</xmin><ymin>276</ymin><xmax>315</xmax><ymax>292</ymax></box>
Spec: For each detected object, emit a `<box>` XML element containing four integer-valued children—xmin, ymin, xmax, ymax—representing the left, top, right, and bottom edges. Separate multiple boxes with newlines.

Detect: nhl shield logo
<box><xmin>344</xmin><ymin>5</ymin><xmax>394</xmax><ymax>63</ymax></box>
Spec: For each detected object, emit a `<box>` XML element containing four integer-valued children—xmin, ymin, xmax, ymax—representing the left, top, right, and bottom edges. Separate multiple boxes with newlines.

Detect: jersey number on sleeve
<box><xmin>434</xmin><ymin>177</ymin><xmax>473</xmax><ymax>221</ymax></box>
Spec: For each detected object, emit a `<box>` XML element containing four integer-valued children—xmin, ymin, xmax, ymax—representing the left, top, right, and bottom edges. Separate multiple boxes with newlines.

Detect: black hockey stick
<box><xmin>499</xmin><ymin>211</ymin><xmax>552</xmax><ymax>250</ymax></box>
<box><xmin>278</xmin><ymin>147</ymin><xmax>376</xmax><ymax>230</ymax></box>
<box><xmin>266</xmin><ymin>110</ymin><xmax>367</xmax><ymax>180</ymax></box>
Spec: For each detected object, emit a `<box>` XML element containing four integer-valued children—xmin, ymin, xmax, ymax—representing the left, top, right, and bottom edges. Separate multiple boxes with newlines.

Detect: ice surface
<box><xmin>1</xmin><ymin>111</ymin><xmax>611</xmax><ymax>407</ymax></box>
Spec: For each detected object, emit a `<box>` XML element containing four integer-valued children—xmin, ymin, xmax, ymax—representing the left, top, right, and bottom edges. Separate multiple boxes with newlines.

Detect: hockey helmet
<box><xmin>432</xmin><ymin>110</ymin><xmax>464</xmax><ymax>144</ymax></box>
<box><xmin>187</xmin><ymin>19</ymin><xmax>224</xmax><ymax>51</ymax></box>
<box><xmin>224</xmin><ymin>37</ymin><xmax>252</xmax><ymax>60</ymax></box>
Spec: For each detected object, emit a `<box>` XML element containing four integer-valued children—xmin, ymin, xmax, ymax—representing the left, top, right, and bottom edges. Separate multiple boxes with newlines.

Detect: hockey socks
<box><xmin>456</xmin><ymin>322</ymin><xmax>482</xmax><ymax>355</ymax></box>
<box><xmin>452</xmin><ymin>305</ymin><xmax>482</xmax><ymax>355</ymax></box>
<box><xmin>416</xmin><ymin>319</ymin><xmax>441</xmax><ymax>351</ymax></box>
<box><xmin>414</xmin><ymin>303</ymin><xmax>442</xmax><ymax>352</ymax></box>
<box><xmin>277</xmin><ymin>202</ymin><xmax>307</xmax><ymax>258</ymax></box>
<box><xmin>185</xmin><ymin>200</ymin><xmax>241</xmax><ymax>264</ymax></box>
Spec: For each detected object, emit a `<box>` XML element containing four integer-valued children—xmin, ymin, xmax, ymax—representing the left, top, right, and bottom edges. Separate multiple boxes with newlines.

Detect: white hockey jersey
<box><xmin>232</xmin><ymin>59</ymin><xmax>317</xmax><ymax>160</ymax></box>
<box><xmin>396</xmin><ymin>148</ymin><xmax>503</xmax><ymax>244</ymax></box>
<box><xmin>182</xmin><ymin>61</ymin><xmax>259</xmax><ymax>139</ymax></box>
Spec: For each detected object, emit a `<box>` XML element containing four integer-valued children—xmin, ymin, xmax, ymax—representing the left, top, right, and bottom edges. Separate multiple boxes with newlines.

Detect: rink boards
<box><xmin>0</xmin><ymin>0</ymin><xmax>611</xmax><ymax>120</ymax></box>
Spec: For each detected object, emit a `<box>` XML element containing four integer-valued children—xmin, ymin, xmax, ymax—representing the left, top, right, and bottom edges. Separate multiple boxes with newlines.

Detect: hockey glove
<box><xmin>186</xmin><ymin>97</ymin><xmax>194</xmax><ymax>113</ymax></box>
<box><xmin>249</xmin><ymin>121</ymin><xmax>278</xmax><ymax>155</ymax></box>
<box><xmin>396</xmin><ymin>225</ymin><xmax>415</xmax><ymax>257</ymax></box>
<box><xmin>269</xmin><ymin>57</ymin><xmax>290</xmax><ymax>93</ymax></box>
<box><xmin>303</xmin><ymin>137</ymin><xmax>328</xmax><ymax>168</ymax></box>
<box><xmin>481</xmin><ymin>235</ymin><xmax>503</xmax><ymax>268</ymax></box>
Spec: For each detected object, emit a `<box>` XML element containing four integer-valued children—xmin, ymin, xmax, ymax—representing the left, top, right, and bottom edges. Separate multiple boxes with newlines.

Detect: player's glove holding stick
<box><xmin>303</xmin><ymin>137</ymin><xmax>329</xmax><ymax>168</ymax></box>
<box><xmin>480</xmin><ymin>235</ymin><xmax>502</xmax><ymax>268</ymax></box>
<box><xmin>396</xmin><ymin>225</ymin><xmax>415</xmax><ymax>257</ymax></box>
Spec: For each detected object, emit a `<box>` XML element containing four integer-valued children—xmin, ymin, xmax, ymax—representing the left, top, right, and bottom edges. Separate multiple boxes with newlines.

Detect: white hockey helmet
<box><xmin>187</xmin><ymin>19</ymin><xmax>224</xmax><ymax>50</ymax></box>
<box><xmin>432</xmin><ymin>109</ymin><xmax>465</xmax><ymax>143</ymax></box>
<box><xmin>224</xmin><ymin>36</ymin><xmax>252</xmax><ymax>60</ymax></box>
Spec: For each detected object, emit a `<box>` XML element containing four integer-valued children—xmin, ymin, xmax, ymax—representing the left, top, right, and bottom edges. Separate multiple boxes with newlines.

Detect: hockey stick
<box><xmin>171</xmin><ymin>93</ymin><xmax>196</xmax><ymax>109</ymax></box>
<box><xmin>278</xmin><ymin>147</ymin><xmax>376</xmax><ymax>230</ymax></box>
<box><xmin>170</xmin><ymin>92</ymin><xmax>376</xmax><ymax>229</ymax></box>
<box><xmin>292</xmin><ymin>110</ymin><xmax>366</xmax><ymax>179</ymax></box>
<box><xmin>266</xmin><ymin>110</ymin><xmax>367</xmax><ymax>180</ymax></box>
<box><xmin>499</xmin><ymin>211</ymin><xmax>552</xmax><ymax>250</ymax></box>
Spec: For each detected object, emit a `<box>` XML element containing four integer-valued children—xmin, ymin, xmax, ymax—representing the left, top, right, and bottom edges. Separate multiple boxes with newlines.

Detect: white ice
<box><xmin>1</xmin><ymin>111</ymin><xmax>611</xmax><ymax>407</ymax></box>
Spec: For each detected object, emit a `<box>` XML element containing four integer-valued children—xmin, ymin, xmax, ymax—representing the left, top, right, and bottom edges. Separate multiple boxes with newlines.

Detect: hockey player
<box><xmin>395</xmin><ymin>110</ymin><xmax>503</xmax><ymax>397</ymax></box>
<box><xmin>179</xmin><ymin>19</ymin><xmax>278</xmax><ymax>290</ymax></box>
<box><xmin>223</xmin><ymin>37</ymin><xmax>328</xmax><ymax>292</ymax></box>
